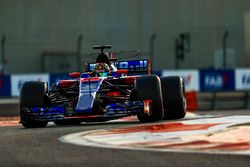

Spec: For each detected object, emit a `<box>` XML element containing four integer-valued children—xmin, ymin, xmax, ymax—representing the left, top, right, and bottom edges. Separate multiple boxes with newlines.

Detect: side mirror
<box><xmin>69</xmin><ymin>72</ymin><xmax>80</xmax><ymax>78</ymax></box>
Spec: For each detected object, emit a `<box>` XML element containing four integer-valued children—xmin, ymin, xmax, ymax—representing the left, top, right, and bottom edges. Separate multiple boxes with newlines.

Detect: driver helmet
<box><xmin>94</xmin><ymin>63</ymin><xmax>110</xmax><ymax>72</ymax></box>
<box><xmin>96</xmin><ymin>52</ymin><xmax>111</xmax><ymax>66</ymax></box>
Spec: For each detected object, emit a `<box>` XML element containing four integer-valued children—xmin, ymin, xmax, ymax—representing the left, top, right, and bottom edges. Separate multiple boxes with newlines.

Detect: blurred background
<box><xmin>2</xmin><ymin>0</ymin><xmax>250</xmax><ymax>111</ymax></box>
<box><xmin>0</xmin><ymin>0</ymin><xmax>250</xmax><ymax>115</ymax></box>
<box><xmin>1</xmin><ymin>0</ymin><xmax>250</xmax><ymax>74</ymax></box>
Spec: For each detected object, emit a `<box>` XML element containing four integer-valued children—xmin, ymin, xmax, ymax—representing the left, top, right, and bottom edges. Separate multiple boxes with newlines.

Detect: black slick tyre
<box><xmin>135</xmin><ymin>75</ymin><xmax>164</xmax><ymax>122</ymax></box>
<box><xmin>20</xmin><ymin>81</ymin><xmax>49</xmax><ymax>128</ymax></box>
<box><xmin>160</xmin><ymin>76</ymin><xmax>186</xmax><ymax>120</ymax></box>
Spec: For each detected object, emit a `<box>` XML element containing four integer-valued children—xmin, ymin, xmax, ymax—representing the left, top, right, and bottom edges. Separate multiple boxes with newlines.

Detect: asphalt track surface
<box><xmin>1</xmin><ymin>110</ymin><xmax>250</xmax><ymax>167</ymax></box>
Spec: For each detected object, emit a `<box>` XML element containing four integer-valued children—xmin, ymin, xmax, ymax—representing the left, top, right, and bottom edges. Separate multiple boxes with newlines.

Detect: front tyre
<box><xmin>160</xmin><ymin>76</ymin><xmax>186</xmax><ymax>120</ymax></box>
<box><xmin>20</xmin><ymin>81</ymin><xmax>49</xmax><ymax>128</ymax></box>
<box><xmin>135</xmin><ymin>75</ymin><xmax>164</xmax><ymax>122</ymax></box>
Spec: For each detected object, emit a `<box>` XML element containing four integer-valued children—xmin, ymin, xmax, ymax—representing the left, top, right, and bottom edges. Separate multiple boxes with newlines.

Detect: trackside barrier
<box><xmin>196</xmin><ymin>92</ymin><xmax>214</xmax><ymax>110</ymax></box>
<box><xmin>0</xmin><ymin>69</ymin><xmax>249</xmax><ymax>111</ymax></box>
<box><xmin>199</xmin><ymin>69</ymin><xmax>235</xmax><ymax>92</ymax></box>
<box><xmin>162</xmin><ymin>70</ymin><xmax>200</xmax><ymax>91</ymax></box>
<box><xmin>215</xmin><ymin>91</ymin><xmax>248</xmax><ymax>110</ymax></box>
<box><xmin>185</xmin><ymin>91</ymin><xmax>198</xmax><ymax>111</ymax></box>
<box><xmin>195</xmin><ymin>91</ymin><xmax>249</xmax><ymax>110</ymax></box>
<box><xmin>0</xmin><ymin>75</ymin><xmax>11</xmax><ymax>97</ymax></box>
<box><xmin>11</xmin><ymin>74</ymin><xmax>49</xmax><ymax>96</ymax></box>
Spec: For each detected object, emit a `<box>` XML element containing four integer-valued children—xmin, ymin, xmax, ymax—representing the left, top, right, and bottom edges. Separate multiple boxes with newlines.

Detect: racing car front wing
<box><xmin>21</xmin><ymin>101</ymin><xmax>145</xmax><ymax>122</ymax></box>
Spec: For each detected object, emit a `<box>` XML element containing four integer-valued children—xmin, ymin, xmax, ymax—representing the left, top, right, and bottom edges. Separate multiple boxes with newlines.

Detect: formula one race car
<box><xmin>20</xmin><ymin>45</ymin><xmax>186</xmax><ymax>128</ymax></box>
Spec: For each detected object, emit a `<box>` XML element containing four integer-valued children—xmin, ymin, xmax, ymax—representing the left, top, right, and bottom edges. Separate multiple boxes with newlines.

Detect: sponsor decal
<box><xmin>162</xmin><ymin>70</ymin><xmax>199</xmax><ymax>91</ymax></box>
<box><xmin>114</xmin><ymin>60</ymin><xmax>148</xmax><ymax>71</ymax></box>
<box><xmin>200</xmin><ymin>70</ymin><xmax>235</xmax><ymax>91</ymax></box>
<box><xmin>11</xmin><ymin>74</ymin><xmax>49</xmax><ymax>96</ymax></box>
<box><xmin>76</xmin><ymin>78</ymin><xmax>104</xmax><ymax>111</ymax></box>
<box><xmin>235</xmin><ymin>69</ymin><xmax>250</xmax><ymax>90</ymax></box>
<box><xmin>88</xmin><ymin>60</ymin><xmax>148</xmax><ymax>72</ymax></box>
<box><xmin>80</xmin><ymin>84</ymin><xmax>99</xmax><ymax>93</ymax></box>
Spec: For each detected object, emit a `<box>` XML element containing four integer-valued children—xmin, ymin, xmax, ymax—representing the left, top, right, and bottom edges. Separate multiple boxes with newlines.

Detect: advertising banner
<box><xmin>11</xmin><ymin>74</ymin><xmax>49</xmax><ymax>96</ymax></box>
<box><xmin>235</xmin><ymin>69</ymin><xmax>250</xmax><ymax>90</ymax></box>
<box><xmin>162</xmin><ymin>70</ymin><xmax>200</xmax><ymax>91</ymax></box>
<box><xmin>199</xmin><ymin>69</ymin><xmax>235</xmax><ymax>91</ymax></box>
<box><xmin>0</xmin><ymin>75</ymin><xmax>11</xmax><ymax>97</ymax></box>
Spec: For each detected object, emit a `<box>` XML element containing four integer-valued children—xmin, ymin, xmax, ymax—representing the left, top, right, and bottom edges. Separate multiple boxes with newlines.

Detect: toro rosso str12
<box><xmin>20</xmin><ymin>45</ymin><xmax>186</xmax><ymax>128</ymax></box>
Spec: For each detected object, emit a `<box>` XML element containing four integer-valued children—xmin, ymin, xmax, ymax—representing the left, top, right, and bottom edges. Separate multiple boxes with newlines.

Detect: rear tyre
<box><xmin>160</xmin><ymin>76</ymin><xmax>186</xmax><ymax>120</ymax></box>
<box><xmin>135</xmin><ymin>75</ymin><xmax>164</xmax><ymax>122</ymax></box>
<box><xmin>20</xmin><ymin>81</ymin><xmax>49</xmax><ymax>128</ymax></box>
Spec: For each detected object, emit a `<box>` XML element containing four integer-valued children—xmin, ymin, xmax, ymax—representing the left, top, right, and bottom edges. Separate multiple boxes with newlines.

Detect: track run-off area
<box><xmin>1</xmin><ymin>111</ymin><xmax>250</xmax><ymax>167</ymax></box>
<box><xmin>60</xmin><ymin>114</ymin><xmax>250</xmax><ymax>154</ymax></box>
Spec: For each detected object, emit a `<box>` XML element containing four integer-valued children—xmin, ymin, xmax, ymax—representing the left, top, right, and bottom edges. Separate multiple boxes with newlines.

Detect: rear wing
<box><xmin>86</xmin><ymin>59</ymin><xmax>152</xmax><ymax>75</ymax></box>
